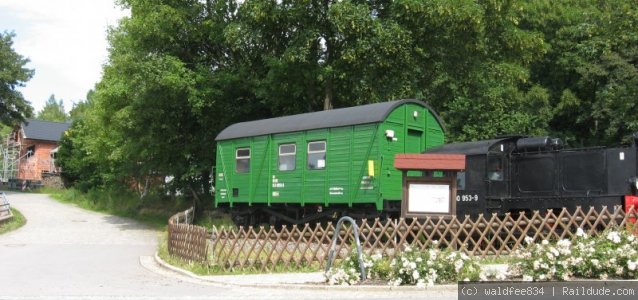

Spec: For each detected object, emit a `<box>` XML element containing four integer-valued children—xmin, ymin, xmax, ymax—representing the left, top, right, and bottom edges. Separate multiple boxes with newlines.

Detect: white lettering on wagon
<box><xmin>329</xmin><ymin>187</ymin><xmax>344</xmax><ymax>195</ymax></box>
<box><xmin>360</xmin><ymin>176</ymin><xmax>374</xmax><ymax>190</ymax></box>
<box><xmin>456</xmin><ymin>194</ymin><xmax>479</xmax><ymax>202</ymax></box>
<box><xmin>272</xmin><ymin>176</ymin><xmax>285</xmax><ymax>188</ymax></box>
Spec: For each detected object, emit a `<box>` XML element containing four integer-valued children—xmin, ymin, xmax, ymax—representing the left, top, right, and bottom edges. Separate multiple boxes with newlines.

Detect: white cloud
<box><xmin>0</xmin><ymin>0</ymin><xmax>129</xmax><ymax>113</ymax></box>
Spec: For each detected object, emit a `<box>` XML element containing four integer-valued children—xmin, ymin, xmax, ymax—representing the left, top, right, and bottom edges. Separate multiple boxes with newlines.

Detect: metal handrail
<box><xmin>171</xmin><ymin>207</ymin><xmax>194</xmax><ymax>225</ymax></box>
<box><xmin>0</xmin><ymin>192</ymin><xmax>13</xmax><ymax>221</ymax></box>
<box><xmin>325</xmin><ymin>216</ymin><xmax>366</xmax><ymax>280</ymax></box>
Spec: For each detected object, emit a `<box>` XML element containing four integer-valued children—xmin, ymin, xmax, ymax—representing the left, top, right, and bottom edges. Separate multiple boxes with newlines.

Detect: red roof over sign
<box><xmin>394</xmin><ymin>154</ymin><xmax>466</xmax><ymax>171</ymax></box>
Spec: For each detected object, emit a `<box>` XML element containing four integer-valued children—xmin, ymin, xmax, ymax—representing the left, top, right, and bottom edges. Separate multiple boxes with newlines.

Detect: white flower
<box><xmin>607</xmin><ymin>231</ymin><xmax>621</xmax><ymax>244</ymax></box>
<box><xmin>557</xmin><ymin>239</ymin><xmax>571</xmax><ymax>248</ymax></box>
<box><xmin>542</xmin><ymin>240</ymin><xmax>549</xmax><ymax>245</ymax></box>
<box><xmin>538</xmin><ymin>274</ymin><xmax>547</xmax><ymax>281</ymax></box>
<box><xmin>592</xmin><ymin>259</ymin><xmax>600</xmax><ymax>268</ymax></box>
<box><xmin>412</xmin><ymin>270</ymin><xmax>420</xmax><ymax>280</ymax></box>
<box><xmin>427</xmin><ymin>279</ymin><xmax>434</xmax><ymax>287</ymax></box>
<box><xmin>576</xmin><ymin>228</ymin><xmax>585</xmax><ymax>237</ymax></box>
<box><xmin>454</xmin><ymin>259</ymin><xmax>464</xmax><ymax>272</ymax></box>
<box><xmin>628</xmin><ymin>261</ymin><xmax>637</xmax><ymax>271</ymax></box>
<box><xmin>522</xmin><ymin>275</ymin><xmax>533</xmax><ymax>282</ymax></box>
<box><xmin>524</xmin><ymin>236</ymin><xmax>534</xmax><ymax>245</ymax></box>
<box><xmin>416</xmin><ymin>279</ymin><xmax>425</xmax><ymax>288</ymax></box>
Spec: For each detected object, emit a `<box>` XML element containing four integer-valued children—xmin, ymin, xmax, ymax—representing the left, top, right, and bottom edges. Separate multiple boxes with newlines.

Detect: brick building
<box><xmin>9</xmin><ymin>119</ymin><xmax>71</xmax><ymax>181</ymax></box>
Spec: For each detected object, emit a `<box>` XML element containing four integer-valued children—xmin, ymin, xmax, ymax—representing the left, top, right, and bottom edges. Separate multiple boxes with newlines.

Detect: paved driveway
<box><xmin>0</xmin><ymin>192</ymin><xmax>455</xmax><ymax>299</ymax></box>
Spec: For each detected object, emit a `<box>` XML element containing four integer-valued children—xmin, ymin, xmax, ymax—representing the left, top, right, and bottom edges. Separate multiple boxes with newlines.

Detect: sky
<box><xmin>0</xmin><ymin>0</ymin><xmax>129</xmax><ymax>113</ymax></box>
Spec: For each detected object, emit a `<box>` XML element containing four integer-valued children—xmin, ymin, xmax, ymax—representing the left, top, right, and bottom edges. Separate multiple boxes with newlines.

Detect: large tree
<box><xmin>63</xmin><ymin>0</ymin><xmax>638</xmax><ymax>200</ymax></box>
<box><xmin>226</xmin><ymin>0</ymin><xmax>416</xmax><ymax>112</ymax></box>
<box><xmin>522</xmin><ymin>0</ymin><xmax>638</xmax><ymax>146</ymax></box>
<box><xmin>0</xmin><ymin>31</ymin><xmax>34</xmax><ymax>126</ymax></box>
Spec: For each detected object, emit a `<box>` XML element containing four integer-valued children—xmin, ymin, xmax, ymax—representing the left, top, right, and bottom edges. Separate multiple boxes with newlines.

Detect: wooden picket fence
<box><xmin>166</xmin><ymin>206</ymin><xmax>638</xmax><ymax>270</ymax></box>
<box><xmin>208</xmin><ymin>206</ymin><xmax>638</xmax><ymax>272</ymax></box>
<box><xmin>167</xmin><ymin>207</ymin><xmax>208</xmax><ymax>262</ymax></box>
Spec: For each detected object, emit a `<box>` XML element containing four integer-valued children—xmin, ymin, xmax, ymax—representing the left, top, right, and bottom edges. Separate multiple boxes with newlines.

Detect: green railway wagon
<box><xmin>214</xmin><ymin>99</ymin><xmax>445</xmax><ymax>224</ymax></box>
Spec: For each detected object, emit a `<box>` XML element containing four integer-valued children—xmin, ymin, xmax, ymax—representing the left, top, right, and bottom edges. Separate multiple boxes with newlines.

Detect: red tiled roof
<box><xmin>394</xmin><ymin>154</ymin><xmax>466</xmax><ymax>171</ymax></box>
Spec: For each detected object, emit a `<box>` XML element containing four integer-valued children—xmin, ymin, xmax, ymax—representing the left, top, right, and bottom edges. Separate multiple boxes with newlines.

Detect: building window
<box><xmin>236</xmin><ymin>148</ymin><xmax>250</xmax><ymax>173</ymax></box>
<box><xmin>278</xmin><ymin>144</ymin><xmax>296</xmax><ymax>171</ymax></box>
<box><xmin>307</xmin><ymin>141</ymin><xmax>326</xmax><ymax>170</ymax></box>
<box><xmin>26</xmin><ymin>145</ymin><xmax>35</xmax><ymax>159</ymax></box>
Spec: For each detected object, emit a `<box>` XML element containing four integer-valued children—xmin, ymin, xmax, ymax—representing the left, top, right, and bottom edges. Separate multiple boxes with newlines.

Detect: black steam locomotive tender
<box><xmin>426</xmin><ymin>133</ymin><xmax>638</xmax><ymax>217</ymax></box>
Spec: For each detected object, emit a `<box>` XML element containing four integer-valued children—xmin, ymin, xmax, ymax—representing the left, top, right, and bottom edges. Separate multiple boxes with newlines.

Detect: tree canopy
<box><xmin>0</xmin><ymin>31</ymin><xmax>34</xmax><ymax>127</ymax></box>
<box><xmin>57</xmin><ymin>0</ymin><xmax>638</xmax><ymax>200</ymax></box>
<box><xmin>36</xmin><ymin>94</ymin><xmax>69</xmax><ymax>122</ymax></box>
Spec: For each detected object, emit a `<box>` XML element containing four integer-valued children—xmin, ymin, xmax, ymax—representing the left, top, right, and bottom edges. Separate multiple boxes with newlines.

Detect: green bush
<box><xmin>511</xmin><ymin>228</ymin><xmax>638</xmax><ymax>281</ymax></box>
<box><xmin>325</xmin><ymin>245</ymin><xmax>481</xmax><ymax>287</ymax></box>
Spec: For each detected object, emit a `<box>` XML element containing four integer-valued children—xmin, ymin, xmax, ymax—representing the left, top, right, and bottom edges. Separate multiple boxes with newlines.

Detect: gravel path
<box><xmin>0</xmin><ymin>192</ymin><xmax>456</xmax><ymax>299</ymax></box>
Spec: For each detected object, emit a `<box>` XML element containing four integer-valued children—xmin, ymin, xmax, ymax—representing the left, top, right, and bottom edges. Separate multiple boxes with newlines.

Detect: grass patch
<box><xmin>46</xmin><ymin>187</ymin><xmax>192</xmax><ymax>230</ymax></box>
<box><xmin>0</xmin><ymin>208</ymin><xmax>26</xmax><ymax>235</ymax></box>
<box><xmin>479</xmin><ymin>256</ymin><xmax>513</xmax><ymax>265</ymax></box>
<box><xmin>195</xmin><ymin>210</ymin><xmax>235</xmax><ymax>228</ymax></box>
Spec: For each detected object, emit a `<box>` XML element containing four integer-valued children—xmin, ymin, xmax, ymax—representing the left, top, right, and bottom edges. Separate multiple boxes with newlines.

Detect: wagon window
<box><xmin>278</xmin><ymin>144</ymin><xmax>296</xmax><ymax>171</ymax></box>
<box><xmin>307</xmin><ymin>141</ymin><xmax>326</xmax><ymax>170</ymax></box>
<box><xmin>236</xmin><ymin>148</ymin><xmax>250</xmax><ymax>173</ymax></box>
<box><xmin>487</xmin><ymin>155</ymin><xmax>504</xmax><ymax>181</ymax></box>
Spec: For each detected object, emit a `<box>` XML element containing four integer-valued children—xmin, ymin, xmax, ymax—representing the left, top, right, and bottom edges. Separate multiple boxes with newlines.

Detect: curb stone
<box><xmin>153</xmin><ymin>252</ymin><xmax>458</xmax><ymax>292</ymax></box>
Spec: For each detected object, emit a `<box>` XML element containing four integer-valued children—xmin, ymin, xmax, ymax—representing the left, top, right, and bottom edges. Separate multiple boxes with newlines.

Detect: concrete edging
<box><xmin>152</xmin><ymin>252</ymin><xmax>458</xmax><ymax>292</ymax></box>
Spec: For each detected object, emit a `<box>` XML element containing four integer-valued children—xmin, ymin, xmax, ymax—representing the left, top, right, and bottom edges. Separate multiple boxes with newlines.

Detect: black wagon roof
<box><xmin>22</xmin><ymin>119</ymin><xmax>71</xmax><ymax>142</ymax></box>
<box><xmin>215</xmin><ymin>99</ymin><xmax>445</xmax><ymax>141</ymax></box>
<box><xmin>425</xmin><ymin>136</ymin><xmax>523</xmax><ymax>155</ymax></box>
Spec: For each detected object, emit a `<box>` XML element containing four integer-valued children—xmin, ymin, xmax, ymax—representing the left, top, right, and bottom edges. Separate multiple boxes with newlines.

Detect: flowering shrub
<box><xmin>324</xmin><ymin>244</ymin><xmax>481</xmax><ymax>287</ymax></box>
<box><xmin>326</xmin><ymin>228</ymin><xmax>638</xmax><ymax>286</ymax></box>
<box><xmin>511</xmin><ymin>237</ymin><xmax>572</xmax><ymax>281</ymax></box>
<box><xmin>324</xmin><ymin>251</ymin><xmax>364</xmax><ymax>285</ymax></box>
<box><xmin>570</xmin><ymin>229</ymin><xmax>638</xmax><ymax>280</ymax></box>
<box><xmin>512</xmin><ymin>228</ymin><xmax>638</xmax><ymax>281</ymax></box>
<box><xmin>389</xmin><ymin>245</ymin><xmax>480</xmax><ymax>287</ymax></box>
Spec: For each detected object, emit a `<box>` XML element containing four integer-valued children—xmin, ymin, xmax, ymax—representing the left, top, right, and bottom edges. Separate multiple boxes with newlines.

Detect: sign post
<box><xmin>394</xmin><ymin>154</ymin><xmax>466</xmax><ymax>218</ymax></box>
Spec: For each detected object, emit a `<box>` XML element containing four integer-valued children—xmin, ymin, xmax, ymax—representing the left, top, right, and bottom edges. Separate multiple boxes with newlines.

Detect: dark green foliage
<box><xmin>522</xmin><ymin>0</ymin><xmax>638</xmax><ymax>146</ymax></box>
<box><xmin>56</xmin><ymin>0</ymin><xmax>638</xmax><ymax>202</ymax></box>
<box><xmin>0</xmin><ymin>31</ymin><xmax>34</xmax><ymax>126</ymax></box>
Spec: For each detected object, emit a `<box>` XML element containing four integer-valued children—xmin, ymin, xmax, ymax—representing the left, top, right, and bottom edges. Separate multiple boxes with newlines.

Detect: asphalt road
<box><xmin>0</xmin><ymin>192</ymin><xmax>456</xmax><ymax>300</ymax></box>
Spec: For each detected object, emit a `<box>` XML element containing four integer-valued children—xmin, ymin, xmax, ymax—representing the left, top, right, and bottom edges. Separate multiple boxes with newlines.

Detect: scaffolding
<box><xmin>1</xmin><ymin>132</ymin><xmax>21</xmax><ymax>183</ymax></box>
